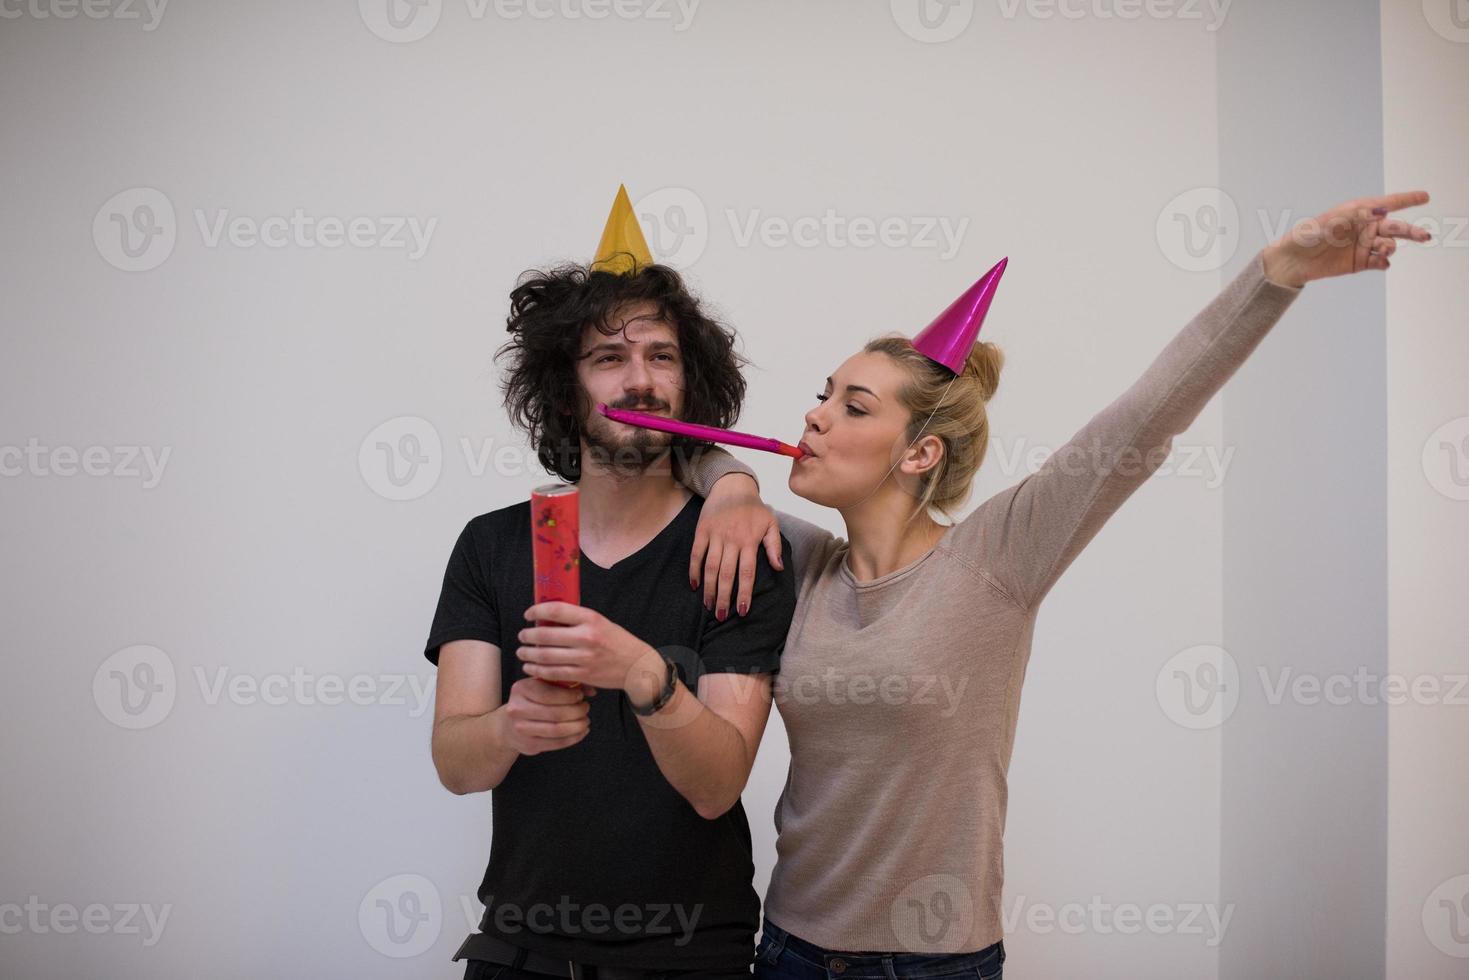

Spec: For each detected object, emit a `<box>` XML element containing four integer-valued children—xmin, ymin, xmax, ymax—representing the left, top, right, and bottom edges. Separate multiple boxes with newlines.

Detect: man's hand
<box><xmin>517</xmin><ymin>602</ymin><xmax>666</xmax><ymax>704</ymax></box>
<box><xmin>1263</xmin><ymin>190</ymin><xmax>1432</xmax><ymax>287</ymax></box>
<box><xmin>498</xmin><ymin>677</ymin><xmax>591</xmax><ymax>756</ymax></box>
<box><xmin>690</xmin><ymin>474</ymin><xmax>784</xmax><ymax>620</ymax></box>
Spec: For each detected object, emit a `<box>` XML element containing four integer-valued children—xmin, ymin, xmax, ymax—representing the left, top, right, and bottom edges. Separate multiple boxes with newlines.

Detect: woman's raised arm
<box><xmin>954</xmin><ymin>191</ymin><xmax>1431</xmax><ymax>610</ymax></box>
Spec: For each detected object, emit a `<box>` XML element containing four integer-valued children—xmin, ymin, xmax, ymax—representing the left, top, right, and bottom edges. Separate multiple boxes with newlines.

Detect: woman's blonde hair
<box><xmin>862</xmin><ymin>334</ymin><xmax>1004</xmax><ymax>525</ymax></box>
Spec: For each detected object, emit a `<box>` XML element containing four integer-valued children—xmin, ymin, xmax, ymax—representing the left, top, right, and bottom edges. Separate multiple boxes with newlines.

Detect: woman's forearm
<box><xmin>958</xmin><ymin>246</ymin><xmax>1305</xmax><ymax>609</ymax></box>
<box><xmin>676</xmin><ymin>444</ymin><xmax>759</xmax><ymax>497</ymax></box>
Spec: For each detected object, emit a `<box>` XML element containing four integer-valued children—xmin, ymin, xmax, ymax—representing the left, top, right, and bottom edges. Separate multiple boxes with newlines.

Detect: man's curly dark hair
<box><xmin>495</xmin><ymin>260</ymin><xmax>749</xmax><ymax>482</ymax></box>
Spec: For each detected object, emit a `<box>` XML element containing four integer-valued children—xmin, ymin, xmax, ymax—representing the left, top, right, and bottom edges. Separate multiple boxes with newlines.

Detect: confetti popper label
<box><xmin>530</xmin><ymin>483</ymin><xmax>581</xmax><ymax>689</ymax></box>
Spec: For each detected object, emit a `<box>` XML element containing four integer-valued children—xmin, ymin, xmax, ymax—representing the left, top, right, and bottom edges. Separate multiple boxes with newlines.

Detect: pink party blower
<box><xmin>597</xmin><ymin>404</ymin><xmax>805</xmax><ymax>459</ymax></box>
<box><xmin>594</xmin><ymin>256</ymin><xmax>1008</xmax><ymax>459</ymax></box>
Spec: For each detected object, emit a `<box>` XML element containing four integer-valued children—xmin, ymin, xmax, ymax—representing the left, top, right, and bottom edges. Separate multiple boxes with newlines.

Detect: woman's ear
<box><xmin>902</xmin><ymin>433</ymin><xmax>945</xmax><ymax>478</ymax></box>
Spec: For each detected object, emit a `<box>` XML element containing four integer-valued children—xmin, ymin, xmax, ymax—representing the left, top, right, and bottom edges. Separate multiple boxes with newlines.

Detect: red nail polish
<box><xmin>738</xmin><ymin>602</ymin><xmax>748</xmax><ymax>616</ymax></box>
<box><xmin>717</xmin><ymin>608</ymin><xmax>727</xmax><ymax>622</ymax></box>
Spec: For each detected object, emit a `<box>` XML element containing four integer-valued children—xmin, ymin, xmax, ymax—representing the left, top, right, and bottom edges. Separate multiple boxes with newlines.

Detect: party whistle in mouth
<box><xmin>597</xmin><ymin>404</ymin><xmax>805</xmax><ymax>459</ymax></box>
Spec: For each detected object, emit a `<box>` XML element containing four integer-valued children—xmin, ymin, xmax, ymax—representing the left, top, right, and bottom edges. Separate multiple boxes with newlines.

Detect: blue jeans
<box><xmin>751</xmin><ymin>918</ymin><xmax>1004</xmax><ymax>980</ymax></box>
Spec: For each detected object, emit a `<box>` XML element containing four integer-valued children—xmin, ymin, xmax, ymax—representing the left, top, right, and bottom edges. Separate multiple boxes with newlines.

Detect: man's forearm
<box><xmin>629</xmin><ymin>661</ymin><xmax>757</xmax><ymax>820</ymax></box>
<box><xmin>431</xmin><ymin>707</ymin><xmax>520</xmax><ymax>795</ymax></box>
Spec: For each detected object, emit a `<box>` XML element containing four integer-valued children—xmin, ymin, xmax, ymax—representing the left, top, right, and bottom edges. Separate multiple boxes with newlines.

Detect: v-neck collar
<box><xmin>579</xmin><ymin>492</ymin><xmax>698</xmax><ymax>574</ymax></box>
<box><xmin>837</xmin><ymin>521</ymin><xmax>961</xmax><ymax>590</ymax></box>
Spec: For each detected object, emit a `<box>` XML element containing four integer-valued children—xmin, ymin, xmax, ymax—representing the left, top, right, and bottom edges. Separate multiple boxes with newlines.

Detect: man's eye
<box><xmin>597</xmin><ymin>355</ymin><xmax>619</xmax><ymax>364</ymax></box>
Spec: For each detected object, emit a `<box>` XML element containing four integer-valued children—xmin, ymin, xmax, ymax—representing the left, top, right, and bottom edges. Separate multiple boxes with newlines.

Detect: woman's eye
<box><xmin>815</xmin><ymin>393</ymin><xmax>864</xmax><ymax>417</ymax></box>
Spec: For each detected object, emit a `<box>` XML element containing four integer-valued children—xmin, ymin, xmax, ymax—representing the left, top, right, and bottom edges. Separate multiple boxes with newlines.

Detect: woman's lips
<box><xmin>797</xmin><ymin>441</ymin><xmax>818</xmax><ymax>460</ymax></box>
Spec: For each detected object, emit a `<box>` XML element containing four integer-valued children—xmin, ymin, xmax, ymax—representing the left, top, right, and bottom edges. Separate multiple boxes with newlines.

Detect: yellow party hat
<box><xmin>590</xmin><ymin>184</ymin><xmax>654</xmax><ymax>274</ymax></box>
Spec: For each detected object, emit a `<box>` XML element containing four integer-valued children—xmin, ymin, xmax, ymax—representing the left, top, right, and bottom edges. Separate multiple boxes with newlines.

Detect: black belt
<box><xmin>457</xmin><ymin>932</ymin><xmax>674</xmax><ymax>980</ymax></box>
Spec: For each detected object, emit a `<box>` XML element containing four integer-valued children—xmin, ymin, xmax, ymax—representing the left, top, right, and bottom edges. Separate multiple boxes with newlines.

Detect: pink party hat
<box><xmin>911</xmin><ymin>257</ymin><xmax>1009</xmax><ymax>374</ymax></box>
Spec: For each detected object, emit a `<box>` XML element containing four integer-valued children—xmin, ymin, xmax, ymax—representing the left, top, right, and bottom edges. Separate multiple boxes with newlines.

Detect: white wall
<box><xmin>1381</xmin><ymin>2</ymin><xmax>1469</xmax><ymax>977</ymax></box>
<box><xmin>1217</xmin><ymin>2</ymin><xmax>1391</xmax><ymax>978</ymax></box>
<box><xmin>0</xmin><ymin>3</ymin><xmax>1453</xmax><ymax>979</ymax></box>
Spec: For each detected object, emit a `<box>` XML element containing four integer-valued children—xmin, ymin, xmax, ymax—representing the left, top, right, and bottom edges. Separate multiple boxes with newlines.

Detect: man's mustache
<box><xmin>609</xmin><ymin>399</ymin><xmax>669</xmax><ymax>413</ymax></box>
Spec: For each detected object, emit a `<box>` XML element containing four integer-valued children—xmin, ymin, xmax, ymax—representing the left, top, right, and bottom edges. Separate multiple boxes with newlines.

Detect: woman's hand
<box><xmin>690</xmin><ymin>474</ymin><xmax>784</xmax><ymax>620</ymax></box>
<box><xmin>1262</xmin><ymin>190</ymin><xmax>1432</xmax><ymax>288</ymax></box>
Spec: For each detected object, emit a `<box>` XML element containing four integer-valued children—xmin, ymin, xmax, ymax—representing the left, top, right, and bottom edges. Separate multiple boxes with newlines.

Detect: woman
<box><xmin>677</xmin><ymin>192</ymin><xmax>1431</xmax><ymax>979</ymax></box>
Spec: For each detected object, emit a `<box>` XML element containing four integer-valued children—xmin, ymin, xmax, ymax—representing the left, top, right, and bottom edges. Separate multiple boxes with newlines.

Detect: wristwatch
<box><xmin>630</xmin><ymin>655</ymin><xmax>677</xmax><ymax>717</ymax></box>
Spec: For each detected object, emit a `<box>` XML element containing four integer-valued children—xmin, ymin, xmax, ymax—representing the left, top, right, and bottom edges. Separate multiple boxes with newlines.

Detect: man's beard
<box><xmin>580</xmin><ymin>399</ymin><xmax>677</xmax><ymax>476</ymax></box>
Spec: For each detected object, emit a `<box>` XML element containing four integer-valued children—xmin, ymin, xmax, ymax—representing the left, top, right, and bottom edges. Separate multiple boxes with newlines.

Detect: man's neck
<box><xmin>576</xmin><ymin>454</ymin><xmax>692</xmax><ymax>566</ymax></box>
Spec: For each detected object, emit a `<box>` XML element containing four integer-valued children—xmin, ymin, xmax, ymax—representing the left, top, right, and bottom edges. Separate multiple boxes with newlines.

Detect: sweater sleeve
<box><xmin>772</xmin><ymin>509</ymin><xmax>844</xmax><ymax>595</ymax></box>
<box><xmin>674</xmin><ymin>443</ymin><xmax>759</xmax><ymax>498</ymax></box>
<box><xmin>950</xmin><ymin>248</ymin><xmax>1304</xmax><ymax>610</ymax></box>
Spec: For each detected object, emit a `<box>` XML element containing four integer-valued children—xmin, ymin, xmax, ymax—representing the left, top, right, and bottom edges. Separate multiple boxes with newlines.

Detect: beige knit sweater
<box><xmin>683</xmin><ymin>249</ymin><xmax>1303</xmax><ymax>953</ymax></box>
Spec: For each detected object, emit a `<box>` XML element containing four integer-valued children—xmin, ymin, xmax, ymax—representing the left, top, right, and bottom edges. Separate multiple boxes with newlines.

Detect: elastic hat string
<box><xmin>849</xmin><ymin>370</ymin><xmax>961</xmax><ymax>510</ymax></box>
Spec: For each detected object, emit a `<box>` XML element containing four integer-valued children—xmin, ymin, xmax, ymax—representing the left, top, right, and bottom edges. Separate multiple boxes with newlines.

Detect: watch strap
<box><xmin>630</xmin><ymin>656</ymin><xmax>676</xmax><ymax>717</ymax></box>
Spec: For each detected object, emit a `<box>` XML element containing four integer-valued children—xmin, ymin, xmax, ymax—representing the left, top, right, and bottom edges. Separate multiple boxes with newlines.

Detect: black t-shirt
<box><xmin>424</xmin><ymin>491</ymin><xmax>796</xmax><ymax>972</ymax></box>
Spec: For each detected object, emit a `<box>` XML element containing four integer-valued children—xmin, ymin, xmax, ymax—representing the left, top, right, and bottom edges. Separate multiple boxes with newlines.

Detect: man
<box><xmin>424</xmin><ymin>187</ymin><xmax>795</xmax><ymax>979</ymax></box>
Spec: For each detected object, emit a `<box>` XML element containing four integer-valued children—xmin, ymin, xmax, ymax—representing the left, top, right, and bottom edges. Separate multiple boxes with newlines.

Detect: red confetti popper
<box><xmin>530</xmin><ymin>483</ymin><xmax>582</xmax><ymax>690</ymax></box>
